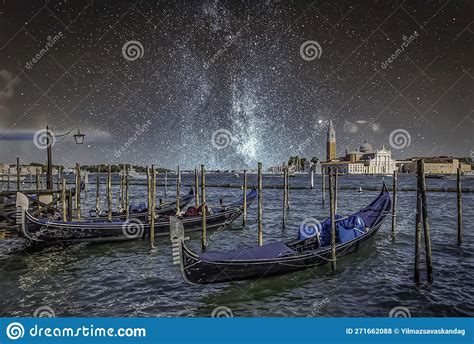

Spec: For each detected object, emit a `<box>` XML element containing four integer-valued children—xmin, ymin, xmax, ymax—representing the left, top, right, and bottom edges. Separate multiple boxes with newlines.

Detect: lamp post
<box><xmin>46</xmin><ymin>126</ymin><xmax>85</xmax><ymax>189</ymax></box>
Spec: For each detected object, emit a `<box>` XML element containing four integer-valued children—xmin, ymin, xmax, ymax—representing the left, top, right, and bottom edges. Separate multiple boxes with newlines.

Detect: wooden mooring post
<box><xmin>7</xmin><ymin>168</ymin><xmax>10</xmax><ymax>191</ymax></box>
<box><xmin>415</xmin><ymin>159</ymin><xmax>433</xmax><ymax>283</ymax></box>
<box><xmin>75</xmin><ymin>163</ymin><xmax>81</xmax><ymax>219</ymax></box>
<box><xmin>67</xmin><ymin>189</ymin><xmax>73</xmax><ymax>222</ymax></box>
<box><xmin>283</xmin><ymin>167</ymin><xmax>288</xmax><ymax>229</ymax></box>
<box><xmin>414</xmin><ymin>179</ymin><xmax>422</xmax><ymax>284</ymax></box>
<box><xmin>120</xmin><ymin>167</ymin><xmax>125</xmax><ymax>211</ymax></box>
<box><xmin>150</xmin><ymin>165</ymin><xmax>156</xmax><ymax>248</ymax></box>
<box><xmin>194</xmin><ymin>168</ymin><xmax>199</xmax><ymax>207</ymax></box>
<box><xmin>334</xmin><ymin>168</ymin><xmax>338</xmax><ymax>214</ymax></box>
<box><xmin>16</xmin><ymin>157</ymin><xmax>20</xmax><ymax>191</ymax></box>
<box><xmin>258</xmin><ymin>162</ymin><xmax>263</xmax><ymax>246</ymax></box>
<box><xmin>164</xmin><ymin>171</ymin><xmax>168</xmax><ymax>199</ymax></box>
<box><xmin>125</xmin><ymin>165</ymin><xmax>130</xmax><ymax>218</ymax></box>
<box><xmin>95</xmin><ymin>169</ymin><xmax>100</xmax><ymax>214</ymax></box>
<box><xmin>201</xmin><ymin>164</ymin><xmax>206</xmax><ymax>252</ymax></box>
<box><xmin>61</xmin><ymin>179</ymin><xmax>67</xmax><ymax>222</ymax></box>
<box><xmin>107</xmin><ymin>165</ymin><xmax>112</xmax><ymax>221</ymax></box>
<box><xmin>176</xmin><ymin>166</ymin><xmax>181</xmax><ymax>214</ymax></box>
<box><xmin>242</xmin><ymin>170</ymin><xmax>247</xmax><ymax>226</ymax></box>
<box><xmin>457</xmin><ymin>167</ymin><xmax>462</xmax><ymax>246</ymax></box>
<box><xmin>57</xmin><ymin>166</ymin><xmax>62</xmax><ymax>192</ymax></box>
<box><xmin>321</xmin><ymin>168</ymin><xmax>326</xmax><ymax>206</ymax></box>
<box><xmin>36</xmin><ymin>168</ymin><xmax>40</xmax><ymax>191</ymax></box>
<box><xmin>146</xmin><ymin>166</ymin><xmax>151</xmax><ymax>219</ymax></box>
<box><xmin>391</xmin><ymin>170</ymin><xmax>398</xmax><ymax>238</ymax></box>
<box><xmin>329</xmin><ymin>167</ymin><xmax>336</xmax><ymax>272</ymax></box>
<box><xmin>286</xmin><ymin>167</ymin><xmax>290</xmax><ymax>211</ymax></box>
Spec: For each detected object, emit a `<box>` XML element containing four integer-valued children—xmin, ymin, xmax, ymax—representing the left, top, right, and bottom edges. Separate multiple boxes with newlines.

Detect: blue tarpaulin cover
<box><xmin>298</xmin><ymin>215</ymin><xmax>366</xmax><ymax>245</ymax></box>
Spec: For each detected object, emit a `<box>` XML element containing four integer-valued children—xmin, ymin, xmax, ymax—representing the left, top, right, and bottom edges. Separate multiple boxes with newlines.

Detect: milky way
<box><xmin>0</xmin><ymin>0</ymin><xmax>472</xmax><ymax>168</ymax></box>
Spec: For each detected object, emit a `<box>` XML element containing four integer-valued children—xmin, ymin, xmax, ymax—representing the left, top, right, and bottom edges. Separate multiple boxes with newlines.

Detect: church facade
<box><xmin>322</xmin><ymin>121</ymin><xmax>397</xmax><ymax>175</ymax></box>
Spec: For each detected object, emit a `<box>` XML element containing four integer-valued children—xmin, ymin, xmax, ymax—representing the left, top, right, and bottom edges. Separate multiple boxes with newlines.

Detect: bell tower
<box><xmin>326</xmin><ymin>120</ymin><xmax>336</xmax><ymax>161</ymax></box>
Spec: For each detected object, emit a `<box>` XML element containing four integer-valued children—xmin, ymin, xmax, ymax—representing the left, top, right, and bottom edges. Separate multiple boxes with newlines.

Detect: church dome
<box><xmin>359</xmin><ymin>140</ymin><xmax>373</xmax><ymax>153</ymax></box>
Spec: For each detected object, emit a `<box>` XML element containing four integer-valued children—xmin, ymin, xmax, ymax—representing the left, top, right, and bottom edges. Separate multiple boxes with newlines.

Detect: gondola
<box><xmin>15</xmin><ymin>188</ymin><xmax>257</xmax><ymax>244</ymax></box>
<box><xmin>170</xmin><ymin>183</ymin><xmax>391</xmax><ymax>284</ymax></box>
<box><xmin>84</xmin><ymin>188</ymin><xmax>194</xmax><ymax>221</ymax></box>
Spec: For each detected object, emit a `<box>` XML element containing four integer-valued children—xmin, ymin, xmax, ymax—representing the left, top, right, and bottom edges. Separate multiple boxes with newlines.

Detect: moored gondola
<box><xmin>16</xmin><ymin>188</ymin><xmax>257</xmax><ymax>244</ymax></box>
<box><xmin>84</xmin><ymin>188</ymin><xmax>194</xmax><ymax>221</ymax></box>
<box><xmin>170</xmin><ymin>184</ymin><xmax>391</xmax><ymax>284</ymax></box>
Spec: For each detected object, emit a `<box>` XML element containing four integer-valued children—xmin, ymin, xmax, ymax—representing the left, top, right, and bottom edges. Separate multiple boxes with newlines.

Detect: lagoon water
<box><xmin>0</xmin><ymin>173</ymin><xmax>473</xmax><ymax>317</ymax></box>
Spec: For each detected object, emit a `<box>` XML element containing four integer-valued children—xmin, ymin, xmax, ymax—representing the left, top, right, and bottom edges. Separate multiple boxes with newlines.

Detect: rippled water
<box><xmin>1</xmin><ymin>173</ymin><xmax>473</xmax><ymax>317</ymax></box>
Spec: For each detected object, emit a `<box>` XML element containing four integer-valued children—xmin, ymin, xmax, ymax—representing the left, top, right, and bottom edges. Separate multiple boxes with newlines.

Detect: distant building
<box><xmin>326</xmin><ymin>120</ymin><xmax>336</xmax><ymax>161</ymax></box>
<box><xmin>267</xmin><ymin>164</ymin><xmax>285</xmax><ymax>173</ymax></box>
<box><xmin>400</xmin><ymin>157</ymin><xmax>472</xmax><ymax>174</ymax></box>
<box><xmin>323</xmin><ymin>123</ymin><xmax>397</xmax><ymax>174</ymax></box>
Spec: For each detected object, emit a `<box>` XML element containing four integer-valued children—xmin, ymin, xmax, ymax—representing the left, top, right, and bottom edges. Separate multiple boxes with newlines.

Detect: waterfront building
<box><xmin>400</xmin><ymin>157</ymin><xmax>472</xmax><ymax>174</ymax></box>
<box><xmin>322</xmin><ymin>123</ymin><xmax>397</xmax><ymax>175</ymax></box>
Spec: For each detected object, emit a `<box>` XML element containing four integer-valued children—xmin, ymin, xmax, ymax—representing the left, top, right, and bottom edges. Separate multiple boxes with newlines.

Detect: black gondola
<box><xmin>16</xmin><ymin>188</ymin><xmax>257</xmax><ymax>244</ymax></box>
<box><xmin>170</xmin><ymin>184</ymin><xmax>391</xmax><ymax>284</ymax></box>
<box><xmin>84</xmin><ymin>188</ymin><xmax>194</xmax><ymax>221</ymax></box>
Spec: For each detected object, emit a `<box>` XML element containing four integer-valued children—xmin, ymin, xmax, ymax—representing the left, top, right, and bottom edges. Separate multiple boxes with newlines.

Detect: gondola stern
<box><xmin>15</xmin><ymin>192</ymin><xmax>36</xmax><ymax>241</ymax></box>
<box><xmin>170</xmin><ymin>216</ymin><xmax>198</xmax><ymax>285</ymax></box>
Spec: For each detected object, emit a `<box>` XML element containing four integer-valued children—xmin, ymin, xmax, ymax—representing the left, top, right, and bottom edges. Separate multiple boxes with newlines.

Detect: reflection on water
<box><xmin>0</xmin><ymin>174</ymin><xmax>473</xmax><ymax>317</ymax></box>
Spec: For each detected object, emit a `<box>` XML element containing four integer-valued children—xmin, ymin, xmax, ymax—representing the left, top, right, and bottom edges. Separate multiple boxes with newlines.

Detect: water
<box><xmin>1</xmin><ymin>173</ymin><xmax>473</xmax><ymax>317</ymax></box>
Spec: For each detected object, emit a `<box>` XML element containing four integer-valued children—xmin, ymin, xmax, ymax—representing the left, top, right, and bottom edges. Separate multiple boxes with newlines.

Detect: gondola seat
<box><xmin>200</xmin><ymin>242</ymin><xmax>297</xmax><ymax>261</ymax></box>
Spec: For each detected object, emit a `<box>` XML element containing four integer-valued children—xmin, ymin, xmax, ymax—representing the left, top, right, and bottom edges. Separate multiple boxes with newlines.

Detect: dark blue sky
<box><xmin>0</xmin><ymin>0</ymin><xmax>472</xmax><ymax>168</ymax></box>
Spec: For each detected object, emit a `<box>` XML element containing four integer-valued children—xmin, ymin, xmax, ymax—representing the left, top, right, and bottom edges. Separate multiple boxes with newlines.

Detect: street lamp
<box><xmin>46</xmin><ymin>126</ymin><xmax>85</xmax><ymax>189</ymax></box>
<box><xmin>73</xmin><ymin>130</ymin><xmax>85</xmax><ymax>145</ymax></box>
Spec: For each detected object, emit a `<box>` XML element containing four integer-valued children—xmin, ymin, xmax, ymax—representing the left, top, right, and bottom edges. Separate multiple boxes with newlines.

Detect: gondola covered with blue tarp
<box><xmin>171</xmin><ymin>183</ymin><xmax>391</xmax><ymax>284</ymax></box>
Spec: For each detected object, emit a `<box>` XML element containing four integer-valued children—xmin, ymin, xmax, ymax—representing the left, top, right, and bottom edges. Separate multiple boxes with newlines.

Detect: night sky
<box><xmin>0</xmin><ymin>0</ymin><xmax>472</xmax><ymax>169</ymax></box>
